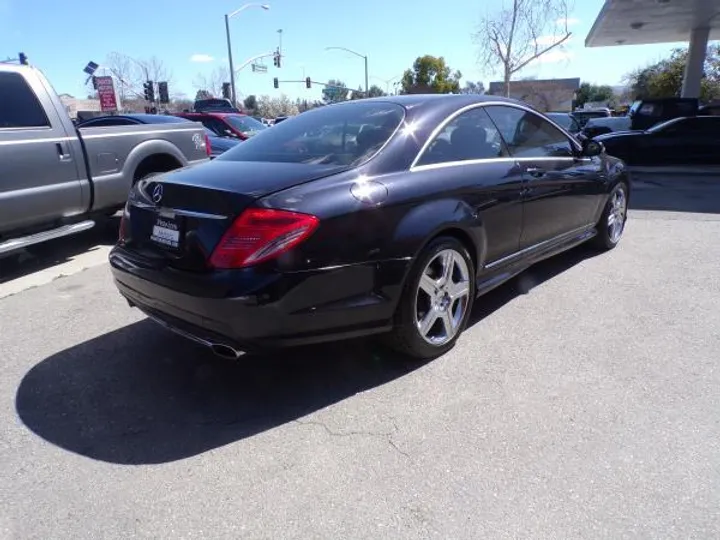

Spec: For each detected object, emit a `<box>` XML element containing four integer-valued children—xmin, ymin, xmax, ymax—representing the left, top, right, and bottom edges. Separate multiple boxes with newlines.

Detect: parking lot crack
<box><xmin>293</xmin><ymin>419</ymin><xmax>412</xmax><ymax>461</ymax></box>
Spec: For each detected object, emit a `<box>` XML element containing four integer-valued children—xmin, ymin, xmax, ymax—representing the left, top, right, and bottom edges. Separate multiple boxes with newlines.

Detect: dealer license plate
<box><xmin>150</xmin><ymin>214</ymin><xmax>181</xmax><ymax>249</ymax></box>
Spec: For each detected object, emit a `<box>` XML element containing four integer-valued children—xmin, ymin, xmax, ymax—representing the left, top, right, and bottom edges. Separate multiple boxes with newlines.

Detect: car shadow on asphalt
<box><xmin>0</xmin><ymin>217</ymin><xmax>119</xmax><ymax>285</ymax></box>
<box><xmin>629</xmin><ymin>173</ymin><xmax>720</xmax><ymax>214</ymax></box>
<box><xmin>15</xmin><ymin>245</ymin><xmax>598</xmax><ymax>465</ymax></box>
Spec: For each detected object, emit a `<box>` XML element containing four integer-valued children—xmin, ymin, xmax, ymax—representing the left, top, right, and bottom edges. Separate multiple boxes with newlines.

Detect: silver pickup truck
<box><xmin>0</xmin><ymin>63</ymin><xmax>210</xmax><ymax>255</ymax></box>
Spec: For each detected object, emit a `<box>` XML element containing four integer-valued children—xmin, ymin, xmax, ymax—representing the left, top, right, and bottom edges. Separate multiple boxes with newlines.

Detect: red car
<box><xmin>175</xmin><ymin>112</ymin><xmax>267</xmax><ymax>140</ymax></box>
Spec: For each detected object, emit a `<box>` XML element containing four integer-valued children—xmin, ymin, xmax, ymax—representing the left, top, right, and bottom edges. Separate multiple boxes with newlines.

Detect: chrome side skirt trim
<box><xmin>484</xmin><ymin>224</ymin><xmax>595</xmax><ymax>270</ymax></box>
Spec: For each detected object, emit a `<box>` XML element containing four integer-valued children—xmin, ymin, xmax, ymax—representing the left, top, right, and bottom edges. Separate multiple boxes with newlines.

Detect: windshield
<box><xmin>224</xmin><ymin>115</ymin><xmax>268</xmax><ymax>135</ymax></box>
<box><xmin>217</xmin><ymin>101</ymin><xmax>405</xmax><ymax>167</ymax></box>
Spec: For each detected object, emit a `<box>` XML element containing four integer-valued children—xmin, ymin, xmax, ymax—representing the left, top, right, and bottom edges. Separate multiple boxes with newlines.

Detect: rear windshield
<box><xmin>547</xmin><ymin>113</ymin><xmax>573</xmax><ymax>129</ymax></box>
<box><xmin>224</xmin><ymin>114</ymin><xmax>267</xmax><ymax>135</ymax></box>
<box><xmin>217</xmin><ymin>101</ymin><xmax>405</xmax><ymax>166</ymax></box>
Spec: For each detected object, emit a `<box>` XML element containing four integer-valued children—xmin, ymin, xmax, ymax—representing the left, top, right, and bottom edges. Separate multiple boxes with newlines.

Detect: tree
<box><xmin>400</xmin><ymin>56</ymin><xmax>461</xmax><ymax>94</ymax></box>
<box><xmin>195</xmin><ymin>89</ymin><xmax>213</xmax><ymax>101</ymax></box>
<box><xmin>104</xmin><ymin>52</ymin><xmax>138</xmax><ymax>102</ymax></box>
<box><xmin>193</xmin><ymin>66</ymin><xmax>230</xmax><ymax>99</ymax></box>
<box><xmin>367</xmin><ymin>84</ymin><xmax>386</xmax><ymax>97</ymax></box>
<box><xmin>461</xmin><ymin>81</ymin><xmax>486</xmax><ymax>94</ymax></box>
<box><xmin>575</xmin><ymin>82</ymin><xmax>616</xmax><ymax>107</ymax></box>
<box><xmin>623</xmin><ymin>45</ymin><xmax>720</xmax><ymax>101</ymax></box>
<box><xmin>256</xmin><ymin>94</ymin><xmax>300</xmax><ymax>118</ymax></box>
<box><xmin>322</xmin><ymin>79</ymin><xmax>349</xmax><ymax>104</ymax></box>
<box><xmin>476</xmin><ymin>0</ymin><xmax>573</xmax><ymax>97</ymax></box>
<box><xmin>243</xmin><ymin>95</ymin><xmax>258</xmax><ymax>112</ymax></box>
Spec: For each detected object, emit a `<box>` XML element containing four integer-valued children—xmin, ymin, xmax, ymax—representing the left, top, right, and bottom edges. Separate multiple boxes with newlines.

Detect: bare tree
<box><xmin>192</xmin><ymin>66</ymin><xmax>230</xmax><ymax>98</ymax></box>
<box><xmin>476</xmin><ymin>0</ymin><xmax>573</xmax><ymax>96</ymax></box>
<box><xmin>104</xmin><ymin>52</ymin><xmax>138</xmax><ymax>102</ymax></box>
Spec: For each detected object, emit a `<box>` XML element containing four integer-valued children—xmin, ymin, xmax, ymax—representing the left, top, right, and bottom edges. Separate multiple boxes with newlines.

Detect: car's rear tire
<box><xmin>592</xmin><ymin>181</ymin><xmax>628</xmax><ymax>251</ymax></box>
<box><xmin>386</xmin><ymin>236</ymin><xmax>475</xmax><ymax>360</ymax></box>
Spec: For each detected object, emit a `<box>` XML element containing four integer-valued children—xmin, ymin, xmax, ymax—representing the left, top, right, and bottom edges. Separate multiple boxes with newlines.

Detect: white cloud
<box><xmin>536</xmin><ymin>49</ymin><xmax>575</xmax><ymax>64</ymax></box>
<box><xmin>189</xmin><ymin>54</ymin><xmax>214</xmax><ymax>63</ymax></box>
<box><xmin>557</xmin><ymin>17</ymin><xmax>580</xmax><ymax>26</ymax></box>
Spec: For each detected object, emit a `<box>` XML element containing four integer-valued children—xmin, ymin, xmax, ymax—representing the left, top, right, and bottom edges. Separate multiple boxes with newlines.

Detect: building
<box><xmin>487</xmin><ymin>78</ymin><xmax>581</xmax><ymax>112</ymax></box>
<box><xmin>58</xmin><ymin>94</ymin><xmax>102</xmax><ymax>119</ymax></box>
<box><xmin>586</xmin><ymin>0</ymin><xmax>720</xmax><ymax>98</ymax></box>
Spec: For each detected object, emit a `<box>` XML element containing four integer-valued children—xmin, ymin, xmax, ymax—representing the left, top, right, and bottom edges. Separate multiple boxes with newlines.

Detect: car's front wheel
<box><xmin>387</xmin><ymin>236</ymin><xmax>475</xmax><ymax>359</ymax></box>
<box><xmin>593</xmin><ymin>181</ymin><xmax>629</xmax><ymax>250</ymax></box>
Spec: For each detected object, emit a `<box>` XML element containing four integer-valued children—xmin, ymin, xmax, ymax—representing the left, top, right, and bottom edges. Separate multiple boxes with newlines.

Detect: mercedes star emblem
<box><xmin>152</xmin><ymin>184</ymin><xmax>163</xmax><ymax>204</ymax></box>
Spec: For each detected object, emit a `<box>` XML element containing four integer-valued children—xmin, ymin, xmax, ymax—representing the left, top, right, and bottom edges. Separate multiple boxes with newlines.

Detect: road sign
<box><xmin>252</xmin><ymin>64</ymin><xmax>268</xmax><ymax>73</ymax></box>
<box><xmin>95</xmin><ymin>76</ymin><xmax>118</xmax><ymax>111</ymax></box>
<box><xmin>83</xmin><ymin>61</ymin><xmax>99</xmax><ymax>75</ymax></box>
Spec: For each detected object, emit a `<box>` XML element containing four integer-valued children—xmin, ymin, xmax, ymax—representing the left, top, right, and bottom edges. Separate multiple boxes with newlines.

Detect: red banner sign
<box><xmin>95</xmin><ymin>76</ymin><xmax>118</xmax><ymax>111</ymax></box>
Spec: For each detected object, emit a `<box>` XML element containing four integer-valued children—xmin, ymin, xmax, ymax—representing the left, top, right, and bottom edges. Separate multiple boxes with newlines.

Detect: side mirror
<box><xmin>582</xmin><ymin>138</ymin><xmax>604</xmax><ymax>157</ymax></box>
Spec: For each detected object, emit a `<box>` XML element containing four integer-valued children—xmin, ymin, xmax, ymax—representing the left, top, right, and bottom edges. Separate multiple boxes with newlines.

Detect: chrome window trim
<box><xmin>409</xmin><ymin>100</ymin><xmax>582</xmax><ymax>171</ymax></box>
<box><xmin>411</xmin><ymin>155</ymin><xmax>583</xmax><ymax>173</ymax></box>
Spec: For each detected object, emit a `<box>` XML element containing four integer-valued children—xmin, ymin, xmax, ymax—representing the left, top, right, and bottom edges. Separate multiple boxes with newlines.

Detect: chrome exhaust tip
<box><xmin>210</xmin><ymin>343</ymin><xmax>244</xmax><ymax>360</ymax></box>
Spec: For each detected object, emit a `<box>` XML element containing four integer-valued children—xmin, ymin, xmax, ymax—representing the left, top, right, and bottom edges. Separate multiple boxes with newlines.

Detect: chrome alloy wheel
<box><xmin>414</xmin><ymin>249</ymin><xmax>471</xmax><ymax>346</ymax></box>
<box><xmin>608</xmin><ymin>186</ymin><xmax>627</xmax><ymax>243</ymax></box>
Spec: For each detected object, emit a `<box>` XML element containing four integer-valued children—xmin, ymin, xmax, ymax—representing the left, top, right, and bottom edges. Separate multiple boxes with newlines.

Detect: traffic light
<box><xmin>143</xmin><ymin>81</ymin><xmax>155</xmax><ymax>102</ymax></box>
<box><xmin>305</xmin><ymin>77</ymin><xmax>311</xmax><ymax>89</ymax></box>
<box><xmin>158</xmin><ymin>81</ymin><xmax>169</xmax><ymax>104</ymax></box>
<box><xmin>18</xmin><ymin>52</ymin><xmax>28</xmax><ymax>65</ymax></box>
<box><xmin>273</xmin><ymin>77</ymin><xmax>279</xmax><ymax>89</ymax></box>
<box><xmin>273</xmin><ymin>50</ymin><xmax>281</xmax><ymax>68</ymax></box>
<box><xmin>222</xmin><ymin>82</ymin><xmax>231</xmax><ymax>99</ymax></box>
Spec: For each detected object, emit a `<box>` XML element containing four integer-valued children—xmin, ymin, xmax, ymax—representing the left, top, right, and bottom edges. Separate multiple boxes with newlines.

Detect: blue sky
<box><xmin>0</xmin><ymin>0</ymin><xmax>696</xmax><ymax>102</ymax></box>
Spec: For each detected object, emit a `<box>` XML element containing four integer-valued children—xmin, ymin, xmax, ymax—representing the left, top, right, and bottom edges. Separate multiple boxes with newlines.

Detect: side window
<box><xmin>0</xmin><ymin>72</ymin><xmax>50</xmax><ymax>129</ymax></box>
<box><xmin>485</xmin><ymin>105</ymin><xmax>574</xmax><ymax>159</ymax></box>
<box><xmin>417</xmin><ymin>107</ymin><xmax>508</xmax><ymax>166</ymax></box>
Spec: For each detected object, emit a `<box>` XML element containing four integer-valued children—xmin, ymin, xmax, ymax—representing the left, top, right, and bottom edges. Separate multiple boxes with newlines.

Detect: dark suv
<box><xmin>175</xmin><ymin>112</ymin><xmax>267</xmax><ymax>140</ymax></box>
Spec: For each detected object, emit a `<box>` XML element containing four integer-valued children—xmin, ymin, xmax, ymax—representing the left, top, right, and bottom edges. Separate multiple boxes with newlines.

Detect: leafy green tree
<box><xmin>401</xmin><ymin>55</ymin><xmax>462</xmax><ymax>94</ymax></box>
<box><xmin>575</xmin><ymin>83</ymin><xmax>616</xmax><ymax>107</ymax></box>
<box><xmin>367</xmin><ymin>84</ymin><xmax>386</xmax><ymax>97</ymax></box>
<box><xmin>624</xmin><ymin>45</ymin><xmax>720</xmax><ymax>101</ymax></box>
<box><xmin>321</xmin><ymin>79</ymin><xmax>349</xmax><ymax>104</ymax></box>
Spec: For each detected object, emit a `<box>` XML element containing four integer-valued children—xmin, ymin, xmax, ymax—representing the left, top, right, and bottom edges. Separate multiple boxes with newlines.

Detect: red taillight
<box><xmin>204</xmin><ymin>133</ymin><xmax>212</xmax><ymax>157</ymax></box>
<box><xmin>209</xmin><ymin>208</ymin><xmax>320</xmax><ymax>269</ymax></box>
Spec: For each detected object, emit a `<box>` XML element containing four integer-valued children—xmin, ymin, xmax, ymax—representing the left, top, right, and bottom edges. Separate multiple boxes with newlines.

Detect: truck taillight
<box><xmin>209</xmin><ymin>208</ymin><xmax>319</xmax><ymax>269</ymax></box>
<box><xmin>204</xmin><ymin>133</ymin><xmax>212</xmax><ymax>157</ymax></box>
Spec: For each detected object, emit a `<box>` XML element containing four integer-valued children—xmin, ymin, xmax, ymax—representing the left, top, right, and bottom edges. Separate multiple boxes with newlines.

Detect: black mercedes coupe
<box><xmin>110</xmin><ymin>94</ymin><xmax>629</xmax><ymax>360</ymax></box>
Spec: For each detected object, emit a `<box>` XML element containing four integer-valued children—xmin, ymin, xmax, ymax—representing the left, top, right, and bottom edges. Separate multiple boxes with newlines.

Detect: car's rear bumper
<box><xmin>109</xmin><ymin>247</ymin><xmax>409</xmax><ymax>352</ymax></box>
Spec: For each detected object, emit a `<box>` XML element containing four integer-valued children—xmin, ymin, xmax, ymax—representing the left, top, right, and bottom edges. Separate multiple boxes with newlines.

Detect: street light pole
<box><xmin>325</xmin><ymin>46</ymin><xmax>368</xmax><ymax>97</ymax></box>
<box><xmin>225</xmin><ymin>3</ymin><xmax>270</xmax><ymax>106</ymax></box>
<box><xmin>225</xmin><ymin>14</ymin><xmax>236</xmax><ymax>105</ymax></box>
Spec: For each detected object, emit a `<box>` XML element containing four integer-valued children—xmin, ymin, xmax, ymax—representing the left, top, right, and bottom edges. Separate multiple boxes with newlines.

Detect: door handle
<box><xmin>525</xmin><ymin>166</ymin><xmax>546</xmax><ymax>177</ymax></box>
<box><xmin>56</xmin><ymin>142</ymin><xmax>72</xmax><ymax>162</ymax></box>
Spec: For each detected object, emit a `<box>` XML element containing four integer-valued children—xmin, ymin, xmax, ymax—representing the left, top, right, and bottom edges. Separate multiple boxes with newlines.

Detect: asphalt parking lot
<box><xmin>2</xmin><ymin>174</ymin><xmax>720</xmax><ymax>539</ymax></box>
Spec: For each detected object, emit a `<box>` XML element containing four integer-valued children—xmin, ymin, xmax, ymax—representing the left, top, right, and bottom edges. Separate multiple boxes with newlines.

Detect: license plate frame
<box><xmin>150</xmin><ymin>212</ymin><xmax>183</xmax><ymax>251</ymax></box>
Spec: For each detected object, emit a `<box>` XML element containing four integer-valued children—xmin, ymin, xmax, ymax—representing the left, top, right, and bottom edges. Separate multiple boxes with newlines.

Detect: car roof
<box><xmin>180</xmin><ymin>111</ymin><xmax>248</xmax><ymax>118</ymax></box>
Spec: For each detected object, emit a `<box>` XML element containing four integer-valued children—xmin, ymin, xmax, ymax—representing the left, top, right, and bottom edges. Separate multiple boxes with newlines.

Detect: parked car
<box><xmin>175</xmin><ymin>111</ymin><xmax>267</xmax><ymax>140</ymax></box>
<box><xmin>582</xmin><ymin>116</ymin><xmax>632</xmax><ymax>139</ymax></box>
<box><xmin>546</xmin><ymin>112</ymin><xmax>581</xmax><ymax>134</ymax></box>
<box><xmin>110</xmin><ymin>95</ymin><xmax>628</xmax><ymax>361</ymax></box>
<box><xmin>572</xmin><ymin>108</ymin><xmax>612</xmax><ymax>128</ymax></box>
<box><xmin>0</xmin><ymin>64</ymin><xmax>209</xmax><ymax>256</ymax></box>
<box><xmin>193</xmin><ymin>98</ymin><xmax>239</xmax><ymax>113</ymax></box>
<box><xmin>203</xmin><ymin>128</ymin><xmax>239</xmax><ymax>158</ymax></box>
<box><xmin>274</xmin><ymin>116</ymin><xmax>289</xmax><ymax>124</ymax></box>
<box><xmin>596</xmin><ymin>115</ymin><xmax>720</xmax><ymax>165</ymax></box>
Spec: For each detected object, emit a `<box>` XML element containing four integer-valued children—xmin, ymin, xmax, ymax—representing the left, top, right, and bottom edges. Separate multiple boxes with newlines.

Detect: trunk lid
<box><xmin>121</xmin><ymin>160</ymin><xmax>345</xmax><ymax>271</ymax></box>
